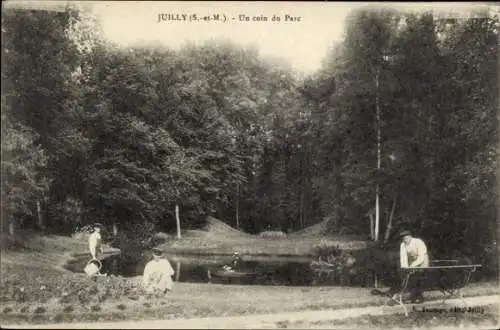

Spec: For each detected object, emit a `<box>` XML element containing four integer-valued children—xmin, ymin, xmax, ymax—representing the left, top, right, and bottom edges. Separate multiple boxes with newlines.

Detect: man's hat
<box><xmin>152</xmin><ymin>248</ymin><xmax>163</xmax><ymax>256</ymax></box>
<box><xmin>399</xmin><ymin>230</ymin><xmax>412</xmax><ymax>238</ymax></box>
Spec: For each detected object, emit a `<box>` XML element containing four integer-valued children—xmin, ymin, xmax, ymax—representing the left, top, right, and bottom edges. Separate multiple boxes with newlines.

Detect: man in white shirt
<box><xmin>400</xmin><ymin>230</ymin><xmax>429</xmax><ymax>268</ymax></box>
<box><xmin>399</xmin><ymin>230</ymin><xmax>429</xmax><ymax>302</ymax></box>
<box><xmin>88</xmin><ymin>224</ymin><xmax>103</xmax><ymax>260</ymax></box>
<box><xmin>143</xmin><ymin>248</ymin><xmax>175</xmax><ymax>296</ymax></box>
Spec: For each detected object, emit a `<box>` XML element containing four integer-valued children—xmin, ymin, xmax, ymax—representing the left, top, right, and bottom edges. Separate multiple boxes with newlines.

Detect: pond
<box><xmin>65</xmin><ymin>253</ymin><xmax>377</xmax><ymax>287</ymax></box>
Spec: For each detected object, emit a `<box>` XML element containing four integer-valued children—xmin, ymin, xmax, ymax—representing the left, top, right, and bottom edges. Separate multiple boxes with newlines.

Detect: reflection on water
<box><xmin>65</xmin><ymin>253</ymin><xmax>376</xmax><ymax>287</ymax></box>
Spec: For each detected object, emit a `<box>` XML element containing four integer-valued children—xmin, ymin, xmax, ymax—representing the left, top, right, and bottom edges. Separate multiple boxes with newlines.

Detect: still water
<box><xmin>65</xmin><ymin>253</ymin><xmax>375</xmax><ymax>287</ymax></box>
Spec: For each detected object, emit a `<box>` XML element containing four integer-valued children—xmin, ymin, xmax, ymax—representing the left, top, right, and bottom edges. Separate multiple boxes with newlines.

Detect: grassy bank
<box><xmin>156</xmin><ymin>217</ymin><xmax>368</xmax><ymax>256</ymax></box>
<box><xmin>1</xmin><ymin>232</ymin><xmax>498</xmax><ymax>326</ymax></box>
<box><xmin>1</xmin><ymin>231</ymin><xmax>119</xmax><ymax>271</ymax></box>
<box><xmin>158</xmin><ymin>232</ymin><xmax>368</xmax><ymax>257</ymax></box>
<box><xmin>2</xmin><ymin>262</ymin><xmax>497</xmax><ymax>326</ymax></box>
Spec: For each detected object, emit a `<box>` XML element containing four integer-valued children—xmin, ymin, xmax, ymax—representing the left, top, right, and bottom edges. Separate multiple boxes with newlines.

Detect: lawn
<box><xmin>1</xmin><ymin>231</ymin><xmax>498</xmax><ymax>326</ymax></box>
<box><xmin>157</xmin><ymin>218</ymin><xmax>369</xmax><ymax>256</ymax></box>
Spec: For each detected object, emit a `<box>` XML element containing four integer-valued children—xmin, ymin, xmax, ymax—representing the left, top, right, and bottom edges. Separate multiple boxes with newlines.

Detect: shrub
<box><xmin>34</xmin><ymin>306</ymin><xmax>46</xmax><ymax>314</ymax></box>
<box><xmin>116</xmin><ymin>304</ymin><xmax>126</xmax><ymax>310</ymax></box>
<box><xmin>313</xmin><ymin>240</ymin><xmax>343</xmax><ymax>259</ymax></box>
<box><xmin>113</xmin><ymin>222</ymin><xmax>157</xmax><ymax>257</ymax></box>
<box><xmin>53</xmin><ymin>313</ymin><xmax>64</xmax><ymax>322</ymax></box>
<box><xmin>259</xmin><ymin>231</ymin><xmax>287</xmax><ymax>238</ymax></box>
<box><xmin>3</xmin><ymin>306</ymin><xmax>13</xmax><ymax>314</ymax></box>
<box><xmin>311</xmin><ymin>240</ymin><xmax>362</xmax><ymax>285</ymax></box>
<box><xmin>63</xmin><ymin>305</ymin><xmax>74</xmax><ymax>313</ymax></box>
<box><xmin>91</xmin><ymin>304</ymin><xmax>101</xmax><ymax>312</ymax></box>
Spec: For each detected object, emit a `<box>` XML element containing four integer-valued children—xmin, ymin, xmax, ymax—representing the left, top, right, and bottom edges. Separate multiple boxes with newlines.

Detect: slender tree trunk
<box><xmin>175</xmin><ymin>261</ymin><xmax>181</xmax><ymax>282</ymax></box>
<box><xmin>8</xmin><ymin>218</ymin><xmax>15</xmax><ymax>236</ymax></box>
<box><xmin>375</xmin><ymin>69</ymin><xmax>381</xmax><ymax>242</ymax></box>
<box><xmin>175</xmin><ymin>204</ymin><xmax>181</xmax><ymax>239</ymax></box>
<box><xmin>113</xmin><ymin>223</ymin><xmax>118</xmax><ymax>236</ymax></box>
<box><xmin>384</xmin><ymin>197</ymin><xmax>397</xmax><ymax>243</ymax></box>
<box><xmin>374</xmin><ymin>273</ymin><xmax>379</xmax><ymax>289</ymax></box>
<box><xmin>236</xmin><ymin>183</ymin><xmax>240</xmax><ymax>229</ymax></box>
<box><xmin>369</xmin><ymin>211</ymin><xmax>374</xmax><ymax>240</ymax></box>
<box><xmin>36</xmin><ymin>200</ymin><xmax>44</xmax><ymax>230</ymax></box>
<box><xmin>299</xmin><ymin>180</ymin><xmax>304</xmax><ymax>229</ymax></box>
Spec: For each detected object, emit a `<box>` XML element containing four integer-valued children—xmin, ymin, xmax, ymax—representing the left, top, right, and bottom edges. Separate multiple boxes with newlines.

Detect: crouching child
<box><xmin>142</xmin><ymin>248</ymin><xmax>175</xmax><ymax>296</ymax></box>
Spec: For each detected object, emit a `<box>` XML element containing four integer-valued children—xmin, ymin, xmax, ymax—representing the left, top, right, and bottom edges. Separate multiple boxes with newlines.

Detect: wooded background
<box><xmin>1</xmin><ymin>6</ymin><xmax>498</xmax><ymax>266</ymax></box>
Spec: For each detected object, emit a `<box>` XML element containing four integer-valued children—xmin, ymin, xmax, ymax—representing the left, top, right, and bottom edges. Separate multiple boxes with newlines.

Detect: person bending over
<box><xmin>399</xmin><ymin>230</ymin><xmax>429</xmax><ymax>303</ymax></box>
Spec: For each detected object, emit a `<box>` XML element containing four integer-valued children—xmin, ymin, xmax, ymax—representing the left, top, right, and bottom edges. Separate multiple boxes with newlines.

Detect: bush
<box><xmin>63</xmin><ymin>305</ymin><xmax>74</xmax><ymax>313</ymax></box>
<box><xmin>313</xmin><ymin>240</ymin><xmax>343</xmax><ymax>259</ymax></box>
<box><xmin>259</xmin><ymin>231</ymin><xmax>287</xmax><ymax>238</ymax></box>
<box><xmin>311</xmin><ymin>240</ymin><xmax>362</xmax><ymax>285</ymax></box>
<box><xmin>113</xmin><ymin>222</ymin><xmax>157</xmax><ymax>257</ymax></box>
<box><xmin>91</xmin><ymin>304</ymin><xmax>101</xmax><ymax>312</ymax></box>
<box><xmin>34</xmin><ymin>306</ymin><xmax>46</xmax><ymax>314</ymax></box>
<box><xmin>0</xmin><ymin>263</ymin><xmax>147</xmax><ymax>308</ymax></box>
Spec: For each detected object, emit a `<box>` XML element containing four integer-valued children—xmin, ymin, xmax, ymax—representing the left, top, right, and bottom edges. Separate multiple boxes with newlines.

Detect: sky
<box><xmin>4</xmin><ymin>1</ymin><xmax>495</xmax><ymax>74</ymax></box>
<box><xmin>95</xmin><ymin>1</ymin><xmax>353</xmax><ymax>74</ymax></box>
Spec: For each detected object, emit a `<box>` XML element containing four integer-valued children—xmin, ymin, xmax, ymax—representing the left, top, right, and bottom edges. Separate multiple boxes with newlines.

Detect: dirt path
<box><xmin>7</xmin><ymin>295</ymin><xmax>499</xmax><ymax>329</ymax></box>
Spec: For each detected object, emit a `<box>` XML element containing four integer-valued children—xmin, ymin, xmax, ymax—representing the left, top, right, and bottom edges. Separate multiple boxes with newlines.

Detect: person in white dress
<box><xmin>142</xmin><ymin>248</ymin><xmax>175</xmax><ymax>295</ymax></box>
<box><xmin>88</xmin><ymin>224</ymin><xmax>103</xmax><ymax>260</ymax></box>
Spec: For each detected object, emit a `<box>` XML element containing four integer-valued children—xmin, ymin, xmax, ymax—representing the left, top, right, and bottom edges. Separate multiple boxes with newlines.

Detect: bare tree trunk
<box><xmin>8</xmin><ymin>218</ymin><xmax>15</xmax><ymax>236</ymax></box>
<box><xmin>384</xmin><ymin>197</ymin><xmax>397</xmax><ymax>243</ymax></box>
<box><xmin>175</xmin><ymin>204</ymin><xmax>181</xmax><ymax>239</ymax></box>
<box><xmin>375</xmin><ymin>69</ymin><xmax>381</xmax><ymax>242</ymax></box>
<box><xmin>369</xmin><ymin>212</ymin><xmax>374</xmax><ymax>240</ymax></box>
<box><xmin>36</xmin><ymin>200</ymin><xmax>44</xmax><ymax>230</ymax></box>
<box><xmin>299</xmin><ymin>182</ymin><xmax>304</xmax><ymax>229</ymax></box>
<box><xmin>374</xmin><ymin>273</ymin><xmax>379</xmax><ymax>289</ymax></box>
<box><xmin>236</xmin><ymin>183</ymin><xmax>240</xmax><ymax>229</ymax></box>
<box><xmin>175</xmin><ymin>261</ymin><xmax>181</xmax><ymax>282</ymax></box>
<box><xmin>113</xmin><ymin>223</ymin><xmax>118</xmax><ymax>236</ymax></box>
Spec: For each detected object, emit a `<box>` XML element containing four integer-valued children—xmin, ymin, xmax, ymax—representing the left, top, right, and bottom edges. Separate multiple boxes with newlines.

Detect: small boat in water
<box><xmin>211</xmin><ymin>269</ymin><xmax>258</xmax><ymax>278</ymax></box>
<box><xmin>207</xmin><ymin>252</ymin><xmax>259</xmax><ymax>283</ymax></box>
<box><xmin>207</xmin><ymin>265</ymin><xmax>258</xmax><ymax>284</ymax></box>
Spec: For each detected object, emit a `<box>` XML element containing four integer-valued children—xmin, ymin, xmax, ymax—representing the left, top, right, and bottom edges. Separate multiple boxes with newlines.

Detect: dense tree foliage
<box><xmin>2</xmin><ymin>7</ymin><xmax>497</xmax><ymax>273</ymax></box>
<box><xmin>305</xmin><ymin>9</ymin><xmax>498</xmax><ymax>274</ymax></box>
